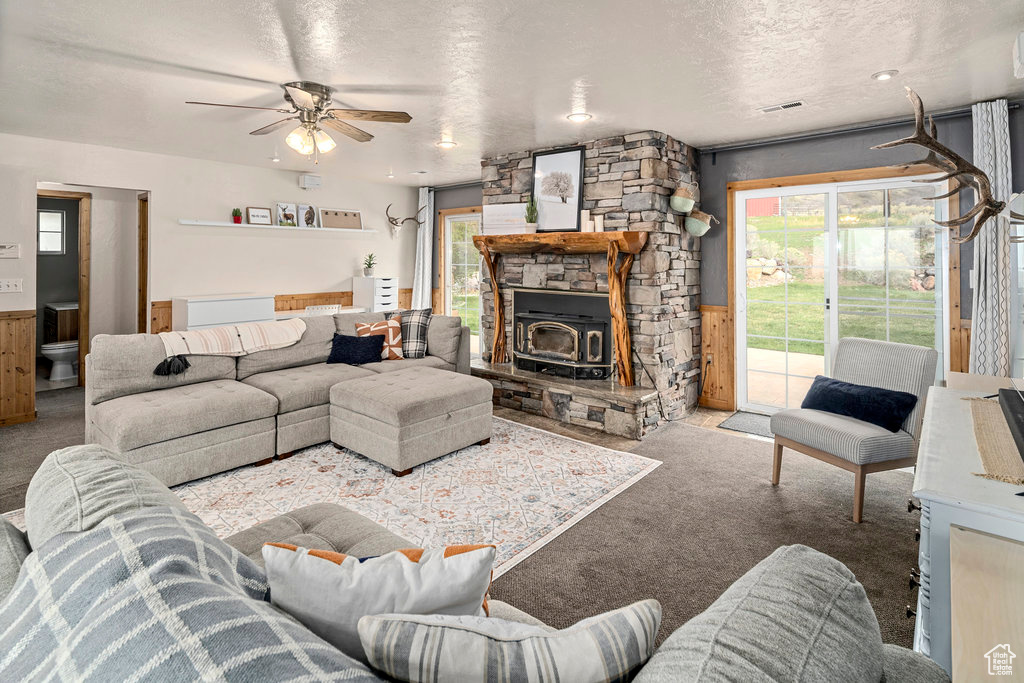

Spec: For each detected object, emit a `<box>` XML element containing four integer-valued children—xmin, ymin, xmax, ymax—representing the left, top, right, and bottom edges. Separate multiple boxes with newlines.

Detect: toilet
<box><xmin>41</xmin><ymin>340</ymin><xmax>79</xmax><ymax>382</ymax></box>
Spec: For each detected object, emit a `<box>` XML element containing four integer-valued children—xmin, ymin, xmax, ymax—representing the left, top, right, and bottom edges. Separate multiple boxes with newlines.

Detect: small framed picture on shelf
<box><xmin>320</xmin><ymin>208</ymin><xmax>363</xmax><ymax>230</ymax></box>
<box><xmin>276</xmin><ymin>202</ymin><xmax>298</xmax><ymax>227</ymax></box>
<box><xmin>245</xmin><ymin>207</ymin><xmax>272</xmax><ymax>225</ymax></box>
<box><xmin>297</xmin><ymin>204</ymin><xmax>319</xmax><ymax>228</ymax></box>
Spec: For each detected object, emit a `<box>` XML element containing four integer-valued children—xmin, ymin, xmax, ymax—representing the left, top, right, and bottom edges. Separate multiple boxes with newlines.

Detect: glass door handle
<box><xmin>825</xmin><ymin>297</ymin><xmax>831</xmax><ymax>311</ymax></box>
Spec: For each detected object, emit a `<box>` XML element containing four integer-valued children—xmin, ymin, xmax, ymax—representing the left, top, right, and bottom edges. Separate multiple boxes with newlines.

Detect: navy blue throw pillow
<box><xmin>801</xmin><ymin>375</ymin><xmax>918</xmax><ymax>433</ymax></box>
<box><xmin>327</xmin><ymin>333</ymin><xmax>384</xmax><ymax>366</ymax></box>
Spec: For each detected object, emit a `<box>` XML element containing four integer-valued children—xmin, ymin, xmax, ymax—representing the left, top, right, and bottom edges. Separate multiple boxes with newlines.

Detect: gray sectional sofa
<box><xmin>85</xmin><ymin>312</ymin><xmax>471</xmax><ymax>485</ymax></box>
<box><xmin>0</xmin><ymin>445</ymin><xmax>948</xmax><ymax>681</ymax></box>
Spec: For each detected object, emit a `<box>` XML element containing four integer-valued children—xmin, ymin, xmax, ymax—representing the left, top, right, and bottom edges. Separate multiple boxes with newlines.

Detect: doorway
<box><xmin>438</xmin><ymin>206</ymin><xmax>482</xmax><ymax>356</ymax></box>
<box><xmin>734</xmin><ymin>175</ymin><xmax>949</xmax><ymax>413</ymax></box>
<box><xmin>35</xmin><ymin>190</ymin><xmax>90</xmax><ymax>391</ymax></box>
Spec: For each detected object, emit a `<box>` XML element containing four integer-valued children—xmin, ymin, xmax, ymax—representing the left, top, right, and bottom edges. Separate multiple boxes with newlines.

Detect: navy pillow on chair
<box><xmin>801</xmin><ymin>375</ymin><xmax>918</xmax><ymax>433</ymax></box>
<box><xmin>327</xmin><ymin>334</ymin><xmax>385</xmax><ymax>366</ymax></box>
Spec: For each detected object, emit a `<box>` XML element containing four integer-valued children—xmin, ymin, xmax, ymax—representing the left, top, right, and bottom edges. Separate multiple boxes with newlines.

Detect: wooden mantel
<box><xmin>472</xmin><ymin>231</ymin><xmax>648</xmax><ymax>386</ymax></box>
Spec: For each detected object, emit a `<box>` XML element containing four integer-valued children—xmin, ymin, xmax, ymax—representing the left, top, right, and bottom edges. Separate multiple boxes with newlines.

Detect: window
<box><xmin>442</xmin><ymin>211</ymin><xmax>482</xmax><ymax>357</ymax></box>
<box><xmin>38</xmin><ymin>209</ymin><xmax>65</xmax><ymax>254</ymax></box>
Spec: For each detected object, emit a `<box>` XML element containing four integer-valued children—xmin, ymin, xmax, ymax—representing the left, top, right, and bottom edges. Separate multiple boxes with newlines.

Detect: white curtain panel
<box><xmin>411</xmin><ymin>186</ymin><xmax>435</xmax><ymax>310</ymax></box>
<box><xmin>969</xmin><ymin>100</ymin><xmax>1013</xmax><ymax>376</ymax></box>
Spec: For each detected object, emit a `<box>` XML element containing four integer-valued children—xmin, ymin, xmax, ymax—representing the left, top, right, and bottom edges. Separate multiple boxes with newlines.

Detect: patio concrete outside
<box><xmin>746</xmin><ymin>347</ymin><xmax>825</xmax><ymax>409</ymax></box>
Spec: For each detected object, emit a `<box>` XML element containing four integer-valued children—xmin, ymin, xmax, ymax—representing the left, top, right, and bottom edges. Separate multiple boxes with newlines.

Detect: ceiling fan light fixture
<box><xmin>566</xmin><ymin>111</ymin><xmax>592</xmax><ymax>123</ymax></box>
<box><xmin>314</xmin><ymin>128</ymin><xmax>336</xmax><ymax>153</ymax></box>
<box><xmin>285</xmin><ymin>125</ymin><xmax>315</xmax><ymax>155</ymax></box>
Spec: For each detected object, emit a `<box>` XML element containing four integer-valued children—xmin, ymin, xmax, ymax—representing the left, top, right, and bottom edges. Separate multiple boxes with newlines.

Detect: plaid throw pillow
<box><xmin>386</xmin><ymin>308</ymin><xmax>432</xmax><ymax>358</ymax></box>
<box><xmin>355</xmin><ymin>317</ymin><xmax>404</xmax><ymax>360</ymax></box>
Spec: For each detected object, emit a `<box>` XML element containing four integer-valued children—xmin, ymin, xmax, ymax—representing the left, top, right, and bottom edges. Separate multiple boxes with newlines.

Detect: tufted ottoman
<box><xmin>329</xmin><ymin>367</ymin><xmax>493</xmax><ymax>476</ymax></box>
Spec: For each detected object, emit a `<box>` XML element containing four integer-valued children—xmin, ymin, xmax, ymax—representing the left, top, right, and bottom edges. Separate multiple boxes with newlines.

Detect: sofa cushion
<box><xmin>425</xmin><ymin>315</ymin><xmax>462</xmax><ymax>365</ymax></box>
<box><xmin>361</xmin><ymin>355</ymin><xmax>451</xmax><ymax>374</ymax></box>
<box><xmin>0</xmin><ymin>518</ymin><xmax>29</xmax><ymax>602</ymax></box>
<box><xmin>634</xmin><ymin>544</ymin><xmax>883</xmax><ymax>683</ymax></box>
<box><xmin>236</xmin><ymin>315</ymin><xmax>336</xmax><ymax>380</ymax></box>
<box><xmin>387</xmin><ymin>308</ymin><xmax>432</xmax><ymax>358</ymax></box>
<box><xmin>241</xmin><ymin>363</ymin><xmax>375</xmax><ymax>413</ymax></box>
<box><xmin>770</xmin><ymin>408</ymin><xmax>916</xmax><ymax>465</ymax></box>
<box><xmin>881</xmin><ymin>644</ymin><xmax>951</xmax><ymax>683</ymax></box>
<box><xmin>334</xmin><ymin>311</ymin><xmax>385</xmax><ymax>335</ymax></box>
<box><xmin>24</xmin><ymin>444</ymin><xmax>186</xmax><ymax>549</ymax></box>
<box><xmin>329</xmin><ymin>367</ymin><xmax>492</xmax><ymax>427</ymax></box>
<box><xmin>87</xmin><ymin>333</ymin><xmax>237</xmax><ymax>405</ymax></box>
<box><xmin>224</xmin><ymin>502</ymin><xmax>409</xmax><ymax>566</ymax></box>
<box><xmin>90</xmin><ymin>379</ymin><xmax>278</xmax><ymax>451</ymax></box>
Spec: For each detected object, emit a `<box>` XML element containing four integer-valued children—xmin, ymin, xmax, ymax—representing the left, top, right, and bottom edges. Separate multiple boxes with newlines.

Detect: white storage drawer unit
<box><xmin>353</xmin><ymin>276</ymin><xmax>399</xmax><ymax>312</ymax></box>
<box><xmin>171</xmin><ymin>294</ymin><xmax>276</xmax><ymax>330</ymax></box>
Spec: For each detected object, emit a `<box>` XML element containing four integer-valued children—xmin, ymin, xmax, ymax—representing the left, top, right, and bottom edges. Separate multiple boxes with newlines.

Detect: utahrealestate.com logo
<box><xmin>986</xmin><ymin>644</ymin><xmax>1016</xmax><ymax>676</ymax></box>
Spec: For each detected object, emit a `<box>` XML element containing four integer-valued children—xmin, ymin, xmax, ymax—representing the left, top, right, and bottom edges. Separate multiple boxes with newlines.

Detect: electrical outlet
<box><xmin>0</xmin><ymin>278</ymin><xmax>23</xmax><ymax>293</ymax></box>
<box><xmin>707</xmin><ymin>353</ymin><xmax>714</xmax><ymax>364</ymax></box>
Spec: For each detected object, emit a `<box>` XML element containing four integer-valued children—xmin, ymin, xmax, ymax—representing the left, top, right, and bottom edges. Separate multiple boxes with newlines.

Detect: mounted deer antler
<box><xmin>385</xmin><ymin>203</ymin><xmax>427</xmax><ymax>235</ymax></box>
<box><xmin>872</xmin><ymin>87</ymin><xmax>1023</xmax><ymax>243</ymax></box>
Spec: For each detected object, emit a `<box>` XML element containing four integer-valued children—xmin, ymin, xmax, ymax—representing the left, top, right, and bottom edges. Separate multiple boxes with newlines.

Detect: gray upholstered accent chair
<box><xmin>769</xmin><ymin>338</ymin><xmax>937</xmax><ymax>523</ymax></box>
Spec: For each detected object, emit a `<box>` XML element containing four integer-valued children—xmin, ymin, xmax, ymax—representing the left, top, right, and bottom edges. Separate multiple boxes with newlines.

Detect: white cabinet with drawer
<box><xmin>353</xmin><ymin>277</ymin><xmax>399</xmax><ymax>312</ymax></box>
<box><xmin>171</xmin><ymin>294</ymin><xmax>276</xmax><ymax>330</ymax></box>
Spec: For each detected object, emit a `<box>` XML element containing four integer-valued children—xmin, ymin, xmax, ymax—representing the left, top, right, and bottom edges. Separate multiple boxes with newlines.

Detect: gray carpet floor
<box><xmin>490</xmin><ymin>421</ymin><xmax>918</xmax><ymax>648</ymax></box>
<box><xmin>0</xmin><ymin>387</ymin><xmax>85</xmax><ymax>512</ymax></box>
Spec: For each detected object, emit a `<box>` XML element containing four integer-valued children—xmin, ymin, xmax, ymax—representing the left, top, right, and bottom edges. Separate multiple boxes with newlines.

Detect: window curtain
<box><xmin>968</xmin><ymin>100</ymin><xmax>1013</xmax><ymax>377</ymax></box>
<box><xmin>411</xmin><ymin>186</ymin><xmax>434</xmax><ymax>310</ymax></box>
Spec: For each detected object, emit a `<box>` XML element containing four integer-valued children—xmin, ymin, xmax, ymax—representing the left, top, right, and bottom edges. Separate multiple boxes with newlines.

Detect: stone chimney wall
<box><xmin>478</xmin><ymin>131</ymin><xmax>703</xmax><ymax>426</ymax></box>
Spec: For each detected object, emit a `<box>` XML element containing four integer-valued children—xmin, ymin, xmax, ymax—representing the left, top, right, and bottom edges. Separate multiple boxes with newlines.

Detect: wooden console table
<box><xmin>472</xmin><ymin>231</ymin><xmax>648</xmax><ymax>386</ymax></box>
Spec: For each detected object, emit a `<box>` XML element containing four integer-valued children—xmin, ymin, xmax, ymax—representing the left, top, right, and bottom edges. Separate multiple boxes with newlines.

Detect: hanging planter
<box><xmin>684</xmin><ymin>209</ymin><xmax>718</xmax><ymax>237</ymax></box>
<box><xmin>670</xmin><ymin>187</ymin><xmax>696</xmax><ymax>214</ymax></box>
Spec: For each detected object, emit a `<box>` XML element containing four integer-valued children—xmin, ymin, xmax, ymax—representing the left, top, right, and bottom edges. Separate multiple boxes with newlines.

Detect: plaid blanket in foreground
<box><xmin>0</xmin><ymin>506</ymin><xmax>377</xmax><ymax>682</ymax></box>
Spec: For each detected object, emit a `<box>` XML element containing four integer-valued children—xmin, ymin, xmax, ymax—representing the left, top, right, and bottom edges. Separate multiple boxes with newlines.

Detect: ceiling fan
<box><xmin>186</xmin><ymin>81</ymin><xmax>412</xmax><ymax>161</ymax></box>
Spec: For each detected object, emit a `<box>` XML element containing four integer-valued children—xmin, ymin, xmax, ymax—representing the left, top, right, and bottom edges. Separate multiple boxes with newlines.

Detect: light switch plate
<box><xmin>0</xmin><ymin>243</ymin><xmax>19</xmax><ymax>259</ymax></box>
<box><xmin>0</xmin><ymin>278</ymin><xmax>23</xmax><ymax>293</ymax></box>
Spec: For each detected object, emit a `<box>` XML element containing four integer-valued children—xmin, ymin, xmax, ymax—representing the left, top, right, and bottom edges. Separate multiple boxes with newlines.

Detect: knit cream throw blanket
<box><xmin>155</xmin><ymin>318</ymin><xmax>306</xmax><ymax>375</ymax></box>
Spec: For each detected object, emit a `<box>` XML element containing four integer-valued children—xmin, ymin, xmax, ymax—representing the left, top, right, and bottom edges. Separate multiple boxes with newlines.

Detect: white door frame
<box><xmin>734</xmin><ymin>174</ymin><xmax>949</xmax><ymax>414</ymax></box>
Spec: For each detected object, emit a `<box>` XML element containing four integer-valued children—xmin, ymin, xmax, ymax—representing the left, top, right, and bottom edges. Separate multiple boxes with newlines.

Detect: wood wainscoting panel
<box><xmin>150</xmin><ymin>288</ymin><xmax>419</xmax><ymax>334</ymax></box>
<box><xmin>699</xmin><ymin>305</ymin><xmax>735</xmax><ymax>411</ymax></box>
<box><xmin>950</xmin><ymin>319</ymin><xmax>971</xmax><ymax>373</ymax></box>
<box><xmin>0</xmin><ymin>310</ymin><xmax>36</xmax><ymax>426</ymax></box>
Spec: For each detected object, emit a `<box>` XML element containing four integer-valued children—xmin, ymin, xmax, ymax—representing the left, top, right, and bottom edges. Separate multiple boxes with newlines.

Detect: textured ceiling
<box><xmin>0</xmin><ymin>0</ymin><xmax>1022</xmax><ymax>185</ymax></box>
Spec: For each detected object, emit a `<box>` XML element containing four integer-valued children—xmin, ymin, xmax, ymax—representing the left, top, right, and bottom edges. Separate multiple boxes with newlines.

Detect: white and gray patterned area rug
<box><xmin>0</xmin><ymin>418</ymin><xmax>657</xmax><ymax>578</ymax></box>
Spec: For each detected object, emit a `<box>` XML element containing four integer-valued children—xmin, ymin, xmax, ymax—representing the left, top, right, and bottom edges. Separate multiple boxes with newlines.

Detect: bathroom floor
<box><xmin>35</xmin><ymin>357</ymin><xmax>79</xmax><ymax>393</ymax></box>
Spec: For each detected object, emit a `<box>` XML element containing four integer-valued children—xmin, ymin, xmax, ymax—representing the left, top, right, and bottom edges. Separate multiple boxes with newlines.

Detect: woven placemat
<box><xmin>965</xmin><ymin>397</ymin><xmax>1024</xmax><ymax>485</ymax></box>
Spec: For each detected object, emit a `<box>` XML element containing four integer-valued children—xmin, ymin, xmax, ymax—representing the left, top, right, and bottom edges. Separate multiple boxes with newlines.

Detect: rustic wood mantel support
<box><xmin>472</xmin><ymin>231</ymin><xmax>648</xmax><ymax>386</ymax></box>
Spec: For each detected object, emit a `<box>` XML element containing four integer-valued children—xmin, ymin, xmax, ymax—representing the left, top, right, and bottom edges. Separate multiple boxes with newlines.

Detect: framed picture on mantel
<box><xmin>531</xmin><ymin>145</ymin><xmax>584</xmax><ymax>232</ymax></box>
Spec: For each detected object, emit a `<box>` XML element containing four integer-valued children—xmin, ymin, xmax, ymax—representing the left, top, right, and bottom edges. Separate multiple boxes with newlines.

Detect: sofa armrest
<box><xmin>457</xmin><ymin>326</ymin><xmax>471</xmax><ymax>374</ymax></box>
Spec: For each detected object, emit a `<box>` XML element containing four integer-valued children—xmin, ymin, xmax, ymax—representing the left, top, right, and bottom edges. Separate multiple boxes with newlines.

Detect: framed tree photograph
<box><xmin>531</xmin><ymin>145</ymin><xmax>585</xmax><ymax>232</ymax></box>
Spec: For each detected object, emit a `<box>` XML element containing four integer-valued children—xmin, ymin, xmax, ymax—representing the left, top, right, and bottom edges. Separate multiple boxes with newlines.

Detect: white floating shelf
<box><xmin>178</xmin><ymin>219</ymin><xmax>378</xmax><ymax>234</ymax></box>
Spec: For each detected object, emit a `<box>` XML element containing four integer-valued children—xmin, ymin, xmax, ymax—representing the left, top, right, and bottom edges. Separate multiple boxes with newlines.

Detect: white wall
<box><xmin>0</xmin><ymin>133</ymin><xmax>419</xmax><ymax>321</ymax></box>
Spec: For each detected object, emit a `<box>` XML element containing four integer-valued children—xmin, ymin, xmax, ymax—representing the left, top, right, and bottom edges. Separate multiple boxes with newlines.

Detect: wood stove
<box><xmin>512</xmin><ymin>288</ymin><xmax>612</xmax><ymax>379</ymax></box>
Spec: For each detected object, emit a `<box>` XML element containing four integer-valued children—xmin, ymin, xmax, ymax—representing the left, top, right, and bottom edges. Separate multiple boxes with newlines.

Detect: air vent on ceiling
<box><xmin>757</xmin><ymin>100</ymin><xmax>805</xmax><ymax>114</ymax></box>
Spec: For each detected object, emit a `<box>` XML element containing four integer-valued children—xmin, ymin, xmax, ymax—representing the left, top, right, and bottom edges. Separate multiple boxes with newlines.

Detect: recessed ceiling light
<box><xmin>270</xmin><ymin>155</ymin><xmax>280</xmax><ymax>163</ymax></box>
<box><xmin>871</xmin><ymin>70</ymin><xmax>899</xmax><ymax>81</ymax></box>
<box><xmin>386</xmin><ymin>171</ymin><xmax>394</xmax><ymax>179</ymax></box>
<box><xmin>435</xmin><ymin>139</ymin><xmax>458</xmax><ymax>149</ymax></box>
<box><xmin>566</xmin><ymin>112</ymin><xmax>592</xmax><ymax>123</ymax></box>
<box><xmin>410</xmin><ymin>170</ymin><xmax>428</xmax><ymax>175</ymax></box>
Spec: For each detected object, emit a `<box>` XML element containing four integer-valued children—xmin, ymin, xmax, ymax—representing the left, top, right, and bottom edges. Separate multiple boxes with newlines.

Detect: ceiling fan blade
<box><xmin>326</xmin><ymin>109</ymin><xmax>412</xmax><ymax>124</ymax></box>
<box><xmin>187</xmin><ymin>101</ymin><xmax>292</xmax><ymax>113</ymax></box>
<box><xmin>321</xmin><ymin>117</ymin><xmax>373</xmax><ymax>142</ymax></box>
<box><xmin>249</xmin><ymin>117</ymin><xmax>298</xmax><ymax>135</ymax></box>
<box><xmin>283</xmin><ymin>85</ymin><xmax>317</xmax><ymax>110</ymax></box>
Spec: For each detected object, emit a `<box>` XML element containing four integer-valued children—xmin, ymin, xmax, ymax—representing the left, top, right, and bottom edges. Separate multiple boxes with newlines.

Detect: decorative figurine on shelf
<box><xmin>231</xmin><ymin>208</ymin><xmax>243</xmax><ymax>224</ymax></box>
<box><xmin>363</xmin><ymin>253</ymin><xmax>377</xmax><ymax>277</ymax></box>
<box><xmin>524</xmin><ymin>195</ymin><xmax>539</xmax><ymax>233</ymax></box>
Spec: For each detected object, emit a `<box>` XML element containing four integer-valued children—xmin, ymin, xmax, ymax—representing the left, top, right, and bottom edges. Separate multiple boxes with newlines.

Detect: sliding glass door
<box><xmin>443</xmin><ymin>212</ymin><xmax>483</xmax><ymax>357</ymax></box>
<box><xmin>735</xmin><ymin>176</ymin><xmax>948</xmax><ymax>413</ymax></box>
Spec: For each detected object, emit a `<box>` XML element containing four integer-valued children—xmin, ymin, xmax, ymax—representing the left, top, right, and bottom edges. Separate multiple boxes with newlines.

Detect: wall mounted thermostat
<box><xmin>0</xmin><ymin>243</ymin><xmax>19</xmax><ymax>259</ymax></box>
<box><xmin>298</xmin><ymin>173</ymin><xmax>322</xmax><ymax>190</ymax></box>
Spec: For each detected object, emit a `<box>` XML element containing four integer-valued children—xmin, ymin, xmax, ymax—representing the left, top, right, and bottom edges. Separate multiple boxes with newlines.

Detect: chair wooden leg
<box><xmin>852</xmin><ymin>466</ymin><xmax>866</xmax><ymax>523</ymax></box>
<box><xmin>771</xmin><ymin>438</ymin><xmax>783</xmax><ymax>486</ymax></box>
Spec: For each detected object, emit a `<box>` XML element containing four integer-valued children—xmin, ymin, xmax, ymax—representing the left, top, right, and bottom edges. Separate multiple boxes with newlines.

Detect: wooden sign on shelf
<box><xmin>320</xmin><ymin>209</ymin><xmax>363</xmax><ymax>230</ymax></box>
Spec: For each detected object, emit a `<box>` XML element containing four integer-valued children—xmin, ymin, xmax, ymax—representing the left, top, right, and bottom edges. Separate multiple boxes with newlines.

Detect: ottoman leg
<box><xmin>254</xmin><ymin>457</ymin><xmax>273</xmax><ymax>467</ymax></box>
<box><xmin>478</xmin><ymin>438</ymin><xmax>490</xmax><ymax>446</ymax></box>
<box><xmin>392</xmin><ymin>468</ymin><xmax>413</xmax><ymax>477</ymax></box>
<box><xmin>277</xmin><ymin>451</ymin><xmax>294</xmax><ymax>461</ymax></box>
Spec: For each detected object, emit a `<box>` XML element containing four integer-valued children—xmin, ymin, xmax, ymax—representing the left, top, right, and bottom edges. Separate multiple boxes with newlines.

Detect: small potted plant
<box><xmin>524</xmin><ymin>195</ymin><xmax>539</xmax><ymax>233</ymax></box>
<box><xmin>231</xmin><ymin>208</ymin><xmax>243</xmax><ymax>224</ymax></box>
<box><xmin>363</xmin><ymin>253</ymin><xmax>377</xmax><ymax>277</ymax></box>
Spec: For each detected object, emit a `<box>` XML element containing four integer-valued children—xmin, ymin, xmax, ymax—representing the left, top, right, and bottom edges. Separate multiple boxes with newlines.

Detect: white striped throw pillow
<box><xmin>357</xmin><ymin>599</ymin><xmax>661</xmax><ymax>682</ymax></box>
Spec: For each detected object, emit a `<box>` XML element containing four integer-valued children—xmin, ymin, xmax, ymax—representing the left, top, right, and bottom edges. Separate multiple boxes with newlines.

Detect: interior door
<box><xmin>443</xmin><ymin>212</ymin><xmax>483</xmax><ymax>356</ymax></box>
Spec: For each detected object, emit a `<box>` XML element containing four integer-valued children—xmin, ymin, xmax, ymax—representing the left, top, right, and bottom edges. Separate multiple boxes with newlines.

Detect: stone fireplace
<box><xmin>474</xmin><ymin>130</ymin><xmax>702</xmax><ymax>438</ymax></box>
<box><xmin>512</xmin><ymin>288</ymin><xmax>612</xmax><ymax>380</ymax></box>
